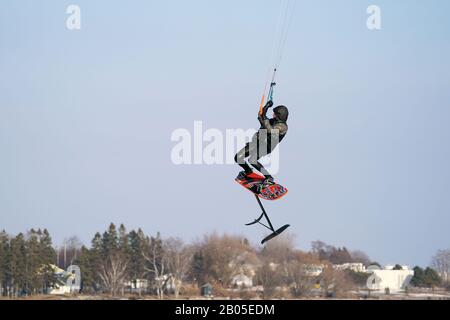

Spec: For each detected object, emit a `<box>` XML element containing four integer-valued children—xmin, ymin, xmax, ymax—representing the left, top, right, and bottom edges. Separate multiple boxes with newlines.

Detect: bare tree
<box><xmin>143</xmin><ymin>235</ymin><xmax>169</xmax><ymax>299</ymax></box>
<box><xmin>432</xmin><ymin>249</ymin><xmax>450</xmax><ymax>284</ymax></box>
<box><xmin>285</xmin><ymin>251</ymin><xmax>322</xmax><ymax>297</ymax></box>
<box><xmin>98</xmin><ymin>252</ymin><xmax>129</xmax><ymax>296</ymax></box>
<box><xmin>261</xmin><ymin>233</ymin><xmax>296</xmax><ymax>264</ymax></box>
<box><xmin>319</xmin><ymin>265</ymin><xmax>355</xmax><ymax>298</ymax></box>
<box><xmin>285</xmin><ymin>260</ymin><xmax>315</xmax><ymax>297</ymax></box>
<box><xmin>229</xmin><ymin>250</ymin><xmax>260</xmax><ymax>279</ymax></box>
<box><xmin>258</xmin><ymin>234</ymin><xmax>315</xmax><ymax>298</ymax></box>
<box><xmin>255</xmin><ymin>262</ymin><xmax>283</xmax><ymax>299</ymax></box>
<box><xmin>191</xmin><ymin>233</ymin><xmax>255</xmax><ymax>287</ymax></box>
<box><xmin>164</xmin><ymin>238</ymin><xmax>193</xmax><ymax>298</ymax></box>
<box><xmin>57</xmin><ymin>236</ymin><xmax>83</xmax><ymax>269</ymax></box>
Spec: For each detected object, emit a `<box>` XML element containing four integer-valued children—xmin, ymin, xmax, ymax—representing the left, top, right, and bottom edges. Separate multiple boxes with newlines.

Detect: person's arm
<box><xmin>258</xmin><ymin>101</ymin><xmax>288</xmax><ymax>136</ymax></box>
<box><xmin>258</xmin><ymin>100</ymin><xmax>273</xmax><ymax>127</ymax></box>
<box><xmin>261</xmin><ymin>121</ymin><xmax>287</xmax><ymax>137</ymax></box>
<box><xmin>259</xmin><ymin>118</ymin><xmax>273</xmax><ymax>130</ymax></box>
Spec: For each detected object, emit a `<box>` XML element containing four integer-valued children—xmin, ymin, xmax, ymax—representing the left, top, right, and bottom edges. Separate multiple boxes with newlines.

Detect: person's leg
<box><xmin>234</xmin><ymin>143</ymin><xmax>253</xmax><ymax>174</ymax></box>
<box><xmin>249</xmin><ymin>157</ymin><xmax>273</xmax><ymax>180</ymax></box>
<box><xmin>248</xmin><ymin>141</ymin><xmax>274</xmax><ymax>180</ymax></box>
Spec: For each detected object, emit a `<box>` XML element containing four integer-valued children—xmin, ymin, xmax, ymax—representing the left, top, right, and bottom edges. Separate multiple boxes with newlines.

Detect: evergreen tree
<box><xmin>411</xmin><ymin>266</ymin><xmax>442</xmax><ymax>288</ymax></box>
<box><xmin>102</xmin><ymin>223</ymin><xmax>118</xmax><ymax>257</ymax></box>
<box><xmin>39</xmin><ymin>229</ymin><xmax>57</xmax><ymax>293</ymax></box>
<box><xmin>411</xmin><ymin>266</ymin><xmax>424</xmax><ymax>287</ymax></box>
<box><xmin>21</xmin><ymin>229</ymin><xmax>56</xmax><ymax>294</ymax></box>
<box><xmin>128</xmin><ymin>229</ymin><xmax>146</xmax><ymax>287</ymax></box>
<box><xmin>423</xmin><ymin>267</ymin><xmax>442</xmax><ymax>288</ymax></box>
<box><xmin>9</xmin><ymin>233</ymin><xmax>27</xmax><ymax>297</ymax></box>
<box><xmin>118</xmin><ymin>224</ymin><xmax>129</xmax><ymax>253</ymax></box>
<box><xmin>25</xmin><ymin>229</ymin><xmax>43</xmax><ymax>294</ymax></box>
<box><xmin>89</xmin><ymin>232</ymin><xmax>103</xmax><ymax>291</ymax></box>
<box><xmin>75</xmin><ymin>246</ymin><xmax>95</xmax><ymax>293</ymax></box>
<box><xmin>190</xmin><ymin>251</ymin><xmax>206</xmax><ymax>285</ymax></box>
<box><xmin>0</xmin><ymin>230</ymin><xmax>11</xmax><ymax>296</ymax></box>
<box><xmin>91</xmin><ymin>232</ymin><xmax>102</xmax><ymax>254</ymax></box>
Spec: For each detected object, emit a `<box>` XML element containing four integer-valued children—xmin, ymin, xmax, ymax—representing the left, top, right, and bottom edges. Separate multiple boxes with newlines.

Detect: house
<box><xmin>303</xmin><ymin>264</ymin><xmax>324</xmax><ymax>276</ymax></box>
<box><xmin>366</xmin><ymin>267</ymin><xmax>414</xmax><ymax>293</ymax></box>
<box><xmin>124</xmin><ymin>279</ymin><xmax>149</xmax><ymax>292</ymax></box>
<box><xmin>201</xmin><ymin>283</ymin><xmax>213</xmax><ymax>297</ymax></box>
<box><xmin>333</xmin><ymin>263</ymin><xmax>366</xmax><ymax>273</ymax></box>
<box><xmin>231</xmin><ymin>273</ymin><xmax>253</xmax><ymax>288</ymax></box>
<box><xmin>48</xmin><ymin>264</ymin><xmax>80</xmax><ymax>295</ymax></box>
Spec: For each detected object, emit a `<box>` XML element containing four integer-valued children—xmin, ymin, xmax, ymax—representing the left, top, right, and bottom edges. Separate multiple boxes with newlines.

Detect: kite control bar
<box><xmin>259</xmin><ymin>68</ymin><xmax>277</xmax><ymax>116</ymax></box>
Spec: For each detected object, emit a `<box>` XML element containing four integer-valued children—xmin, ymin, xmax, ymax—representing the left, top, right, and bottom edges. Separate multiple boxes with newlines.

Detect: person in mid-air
<box><xmin>234</xmin><ymin>100</ymin><xmax>289</xmax><ymax>184</ymax></box>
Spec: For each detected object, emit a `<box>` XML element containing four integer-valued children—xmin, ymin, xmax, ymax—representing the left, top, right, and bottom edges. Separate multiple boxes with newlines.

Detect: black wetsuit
<box><xmin>234</xmin><ymin>102</ymin><xmax>289</xmax><ymax>179</ymax></box>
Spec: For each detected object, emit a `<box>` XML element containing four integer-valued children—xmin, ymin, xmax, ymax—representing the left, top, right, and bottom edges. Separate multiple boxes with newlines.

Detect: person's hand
<box><xmin>264</xmin><ymin>100</ymin><xmax>274</xmax><ymax>109</ymax></box>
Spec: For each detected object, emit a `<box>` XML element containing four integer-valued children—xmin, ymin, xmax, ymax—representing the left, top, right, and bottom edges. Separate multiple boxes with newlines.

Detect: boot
<box><xmin>237</xmin><ymin>170</ymin><xmax>253</xmax><ymax>180</ymax></box>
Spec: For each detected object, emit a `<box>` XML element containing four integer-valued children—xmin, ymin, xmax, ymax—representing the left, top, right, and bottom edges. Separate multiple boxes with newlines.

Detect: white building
<box><xmin>304</xmin><ymin>264</ymin><xmax>324</xmax><ymax>276</ymax></box>
<box><xmin>48</xmin><ymin>264</ymin><xmax>80</xmax><ymax>295</ymax></box>
<box><xmin>366</xmin><ymin>269</ymin><xmax>414</xmax><ymax>293</ymax></box>
<box><xmin>231</xmin><ymin>273</ymin><xmax>253</xmax><ymax>288</ymax></box>
<box><xmin>124</xmin><ymin>279</ymin><xmax>149</xmax><ymax>292</ymax></box>
<box><xmin>50</xmin><ymin>284</ymin><xmax>73</xmax><ymax>295</ymax></box>
<box><xmin>333</xmin><ymin>263</ymin><xmax>366</xmax><ymax>273</ymax></box>
<box><xmin>439</xmin><ymin>271</ymin><xmax>449</xmax><ymax>283</ymax></box>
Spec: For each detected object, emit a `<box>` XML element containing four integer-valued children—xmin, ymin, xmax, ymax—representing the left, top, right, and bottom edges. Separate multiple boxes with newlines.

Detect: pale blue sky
<box><xmin>1</xmin><ymin>1</ymin><xmax>450</xmax><ymax>267</ymax></box>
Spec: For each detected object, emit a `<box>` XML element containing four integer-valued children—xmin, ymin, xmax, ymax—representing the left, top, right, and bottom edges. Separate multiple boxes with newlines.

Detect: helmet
<box><xmin>273</xmin><ymin>105</ymin><xmax>289</xmax><ymax>122</ymax></box>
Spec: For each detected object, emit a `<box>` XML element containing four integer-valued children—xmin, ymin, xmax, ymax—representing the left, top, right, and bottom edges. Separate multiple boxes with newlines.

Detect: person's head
<box><xmin>273</xmin><ymin>105</ymin><xmax>289</xmax><ymax>122</ymax></box>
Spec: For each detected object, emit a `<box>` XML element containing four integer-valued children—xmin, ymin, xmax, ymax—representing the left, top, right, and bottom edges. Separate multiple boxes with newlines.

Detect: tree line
<box><xmin>72</xmin><ymin>224</ymin><xmax>376</xmax><ymax>298</ymax></box>
<box><xmin>0</xmin><ymin>224</ymin><xmax>448</xmax><ymax>298</ymax></box>
<box><xmin>0</xmin><ymin>229</ymin><xmax>55</xmax><ymax>297</ymax></box>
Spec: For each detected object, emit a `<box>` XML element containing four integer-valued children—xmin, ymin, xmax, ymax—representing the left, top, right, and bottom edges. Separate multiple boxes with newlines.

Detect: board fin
<box><xmin>261</xmin><ymin>224</ymin><xmax>290</xmax><ymax>244</ymax></box>
<box><xmin>245</xmin><ymin>212</ymin><xmax>264</xmax><ymax>226</ymax></box>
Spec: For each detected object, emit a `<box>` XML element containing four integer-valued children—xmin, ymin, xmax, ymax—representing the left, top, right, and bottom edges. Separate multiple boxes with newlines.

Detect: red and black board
<box><xmin>235</xmin><ymin>172</ymin><xmax>288</xmax><ymax>201</ymax></box>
